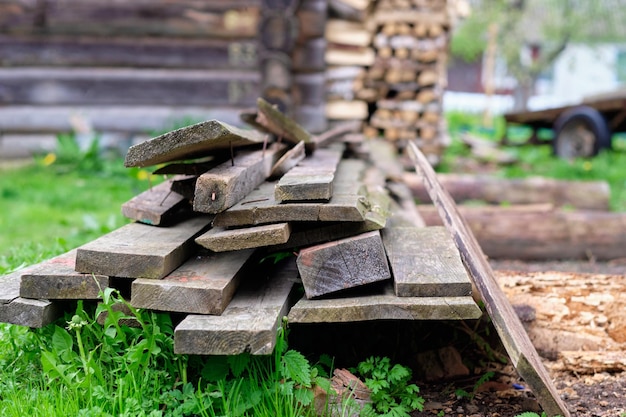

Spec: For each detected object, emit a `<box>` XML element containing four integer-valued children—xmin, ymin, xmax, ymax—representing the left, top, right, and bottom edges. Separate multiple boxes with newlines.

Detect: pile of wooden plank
<box><xmin>0</xmin><ymin>102</ymin><xmax>481</xmax><ymax>356</ymax></box>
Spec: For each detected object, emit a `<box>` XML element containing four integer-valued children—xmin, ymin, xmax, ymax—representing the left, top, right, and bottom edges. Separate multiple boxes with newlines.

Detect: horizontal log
<box><xmin>325</xmin><ymin>19</ymin><xmax>372</xmax><ymax>47</ymax></box>
<box><xmin>405</xmin><ymin>173</ymin><xmax>611</xmax><ymax>210</ymax></box>
<box><xmin>0</xmin><ymin>35</ymin><xmax>257</xmax><ymax>69</ymax></box>
<box><xmin>1</xmin><ymin>0</ymin><xmax>260</xmax><ymax>38</ymax></box>
<box><xmin>417</xmin><ymin>204</ymin><xmax>626</xmax><ymax>261</ymax></box>
<box><xmin>0</xmin><ymin>105</ymin><xmax>249</xmax><ymax>134</ymax></box>
<box><xmin>0</xmin><ymin>67</ymin><xmax>260</xmax><ymax>107</ymax></box>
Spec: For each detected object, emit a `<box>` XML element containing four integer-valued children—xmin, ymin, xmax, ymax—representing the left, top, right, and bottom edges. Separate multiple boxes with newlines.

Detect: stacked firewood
<box><xmin>0</xmin><ymin>101</ymin><xmax>480</xmax><ymax>356</ymax></box>
<box><xmin>363</xmin><ymin>0</ymin><xmax>451</xmax><ymax>164</ymax></box>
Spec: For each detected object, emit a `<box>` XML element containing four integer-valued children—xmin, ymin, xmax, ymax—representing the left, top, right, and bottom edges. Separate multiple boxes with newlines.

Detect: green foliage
<box><xmin>355</xmin><ymin>356</ymin><xmax>424</xmax><ymax>417</ymax></box>
<box><xmin>454</xmin><ymin>370</ymin><xmax>495</xmax><ymax>400</ymax></box>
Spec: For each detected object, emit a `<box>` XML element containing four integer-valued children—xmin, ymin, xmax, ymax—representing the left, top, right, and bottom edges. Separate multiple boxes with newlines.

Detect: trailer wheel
<box><xmin>553</xmin><ymin>106</ymin><xmax>611</xmax><ymax>158</ymax></box>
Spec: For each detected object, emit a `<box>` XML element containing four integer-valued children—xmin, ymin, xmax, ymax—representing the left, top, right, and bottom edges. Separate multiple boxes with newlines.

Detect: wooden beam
<box><xmin>287</xmin><ymin>283</ymin><xmax>481</xmax><ymax>323</ymax></box>
<box><xmin>124</xmin><ymin>119</ymin><xmax>266</xmax><ymax>168</ymax></box>
<box><xmin>174</xmin><ymin>259</ymin><xmax>297</xmax><ymax>355</ymax></box>
<box><xmin>275</xmin><ymin>144</ymin><xmax>344</xmax><ymax>202</ymax></box>
<box><xmin>193</xmin><ymin>143</ymin><xmax>287</xmax><ymax>214</ymax></box>
<box><xmin>0</xmin><ymin>268</ymin><xmax>59</xmax><ymax>328</ymax></box>
<box><xmin>121</xmin><ymin>180</ymin><xmax>189</xmax><ymax>226</ymax></box>
<box><xmin>297</xmin><ymin>230</ymin><xmax>391</xmax><ymax>299</ymax></box>
<box><xmin>382</xmin><ymin>226</ymin><xmax>472</xmax><ymax>297</ymax></box>
<box><xmin>131</xmin><ymin>249</ymin><xmax>254</xmax><ymax>314</ymax></box>
<box><xmin>270</xmin><ymin>141</ymin><xmax>306</xmax><ymax>178</ymax></box>
<box><xmin>256</xmin><ymin>97</ymin><xmax>313</xmax><ymax>145</ymax></box>
<box><xmin>195</xmin><ymin>223</ymin><xmax>291</xmax><ymax>252</ymax></box>
<box><xmin>0</xmin><ymin>67</ymin><xmax>260</xmax><ymax>107</ymax></box>
<box><xmin>407</xmin><ymin>140</ymin><xmax>571</xmax><ymax>417</ymax></box>
<box><xmin>20</xmin><ymin>250</ymin><xmax>108</xmax><ymax>300</ymax></box>
<box><xmin>75</xmin><ymin>216</ymin><xmax>212</xmax><ymax>279</ymax></box>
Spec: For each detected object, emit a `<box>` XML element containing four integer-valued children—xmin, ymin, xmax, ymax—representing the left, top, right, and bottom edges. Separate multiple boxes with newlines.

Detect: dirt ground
<box><xmin>411</xmin><ymin>259</ymin><xmax>626</xmax><ymax>417</ymax></box>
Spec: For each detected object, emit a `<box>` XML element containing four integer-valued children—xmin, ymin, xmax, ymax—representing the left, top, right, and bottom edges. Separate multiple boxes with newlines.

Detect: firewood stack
<box><xmin>0</xmin><ymin>102</ymin><xmax>481</xmax><ymax>356</ymax></box>
<box><xmin>363</xmin><ymin>0</ymin><xmax>452</xmax><ymax>165</ymax></box>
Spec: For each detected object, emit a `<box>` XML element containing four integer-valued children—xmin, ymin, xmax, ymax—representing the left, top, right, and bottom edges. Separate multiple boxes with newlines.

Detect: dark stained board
<box><xmin>75</xmin><ymin>216</ymin><xmax>212</xmax><ymax>279</ymax></box>
<box><xmin>296</xmin><ymin>231</ymin><xmax>391</xmax><ymax>299</ymax></box>
<box><xmin>20</xmin><ymin>249</ymin><xmax>109</xmax><ymax>300</ymax></box>
<box><xmin>195</xmin><ymin>223</ymin><xmax>291</xmax><ymax>252</ymax></box>
<box><xmin>407</xmin><ymin>140</ymin><xmax>570</xmax><ymax>417</ymax></box>
<box><xmin>121</xmin><ymin>180</ymin><xmax>189</xmax><ymax>226</ymax></box>
<box><xmin>131</xmin><ymin>249</ymin><xmax>255</xmax><ymax>314</ymax></box>
<box><xmin>193</xmin><ymin>143</ymin><xmax>287</xmax><ymax>214</ymax></box>
<box><xmin>174</xmin><ymin>259</ymin><xmax>297</xmax><ymax>355</ymax></box>
<box><xmin>275</xmin><ymin>144</ymin><xmax>344</xmax><ymax>202</ymax></box>
<box><xmin>382</xmin><ymin>226</ymin><xmax>473</xmax><ymax>297</ymax></box>
<box><xmin>124</xmin><ymin>119</ymin><xmax>266</xmax><ymax>168</ymax></box>
<box><xmin>287</xmin><ymin>282</ymin><xmax>481</xmax><ymax>323</ymax></box>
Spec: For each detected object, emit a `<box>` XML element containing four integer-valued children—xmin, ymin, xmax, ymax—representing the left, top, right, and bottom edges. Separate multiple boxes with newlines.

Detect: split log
<box><xmin>297</xmin><ymin>231</ymin><xmax>391</xmax><ymax>299</ymax></box>
<box><xmin>193</xmin><ymin>143</ymin><xmax>287</xmax><ymax>214</ymax></box>
<box><xmin>287</xmin><ymin>282</ymin><xmax>481</xmax><ymax>323</ymax></box>
<box><xmin>20</xmin><ymin>250</ymin><xmax>108</xmax><ymax>299</ymax></box>
<box><xmin>328</xmin><ymin>0</ymin><xmax>373</xmax><ymax>22</ymax></box>
<box><xmin>0</xmin><ymin>35</ymin><xmax>258</xmax><ymax>69</ymax></box>
<box><xmin>121</xmin><ymin>180</ymin><xmax>189</xmax><ymax>226</ymax></box>
<box><xmin>382</xmin><ymin>226</ymin><xmax>472</xmax><ymax>297</ymax></box>
<box><xmin>325</xmin><ymin>19</ymin><xmax>372</xmax><ymax>47</ymax></box>
<box><xmin>174</xmin><ymin>259</ymin><xmax>297</xmax><ymax>355</ymax></box>
<box><xmin>75</xmin><ymin>216</ymin><xmax>212</xmax><ymax>279</ymax></box>
<box><xmin>124</xmin><ymin>119</ymin><xmax>266</xmax><ymax>168</ymax></box>
<box><xmin>275</xmin><ymin>144</ymin><xmax>344</xmax><ymax>202</ymax></box>
<box><xmin>417</xmin><ymin>204</ymin><xmax>626</xmax><ymax>261</ymax></box>
<box><xmin>325</xmin><ymin>100</ymin><xmax>369</xmax><ymax>120</ymax></box>
<box><xmin>404</xmin><ymin>173</ymin><xmax>611</xmax><ymax>210</ymax></box>
<box><xmin>131</xmin><ymin>249</ymin><xmax>255</xmax><ymax>315</ymax></box>
<box><xmin>325</xmin><ymin>46</ymin><xmax>376</xmax><ymax>66</ymax></box>
<box><xmin>195</xmin><ymin>223</ymin><xmax>291</xmax><ymax>252</ymax></box>
<box><xmin>407</xmin><ymin>140</ymin><xmax>571</xmax><ymax>417</ymax></box>
<box><xmin>0</xmin><ymin>67</ymin><xmax>259</xmax><ymax>107</ymax></box>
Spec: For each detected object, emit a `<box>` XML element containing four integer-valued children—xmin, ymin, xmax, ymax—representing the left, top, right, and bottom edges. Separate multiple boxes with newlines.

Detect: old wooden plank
<box><xmin>121</xmin><ymin>180</ymin><xmax>189</xmax><ymax>226</ymax></box>
<box><xmin>382</xmin><ymin>226</ymin><xmax>472</xmax><ymax>297</ymax></box>
<box><xmin>270</xmin><ymin>141</ymin><xmax>306</xmax><ymax>178</ymax></box>
<box><xmin>213</xmin><ymin>158</ymin><xmax>369</xmax><ymax>226</ymax></box>
<box><xmin>256</xmin><ymin>97</ymin><xmax>313</xmax><ymax>145</ymax></box>
<box><xmin>131</xmin><ymin>249</ymin><xmax>254</xmax><ymax>314</ymax></box>
<box><xmin>124</xmin><ymin>119</ymin><xmax>266</xmax><ymax>168</ymax></box>
<box><xmin>193</xmin><ymin>143</ymin><xmax>287</xmax><ymax>214</ymax></box>
<box><xmin>0</xmin><ymin>35</ymin><xmax>258</xmax><ymax>69</ymax></box>
<box><xmin>407</xmin><ymin>140</ymin><xmax>570</xmax><ymax>417</ymax></box>
<box><xmin>1</xmin><ymin>0</ymin><xmax>261</xmax><ymax>38</ymax></box>
<box><xmin>20</xmin><ymin>249</ymin><xmax>108</xmax><ymax>300</ymax></box>
<box><xmin>297</xmin><ymin>231</ymin><xmax>391</xmax><ymax>299</ymax></box>
<box><xmin>196</xmin><ymin>223</ymin><xmax>291</xmax><ymax>252</ymax></box>
<box><xmin>287</xmin><ymin>283</ymin><xmax>482</xmax><ymax>323</ymax></box>
<box><xmin>174</xmin><ymin>259</ymin><xmax>297</xmax><ymax>355</ymax></box>
<box><xmin>275</xmin><ymin>144</ymin><xmax>344</xmax><ymax>202</ymax></box>
<box><xmin>75</xmin><ymin>216</ymin><xmax>212</xmax><ymax>279</ymax></box>
<box><xmin>0</xmin><ymin>68</ymin><xmax>259</xmax><ymax>107</ymax></box>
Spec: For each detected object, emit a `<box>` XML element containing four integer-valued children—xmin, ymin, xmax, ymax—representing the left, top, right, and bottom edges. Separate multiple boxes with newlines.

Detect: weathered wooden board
<box><xmin>124</xmin><ymin>120</ymin><xmax>266</xmax><ymax>168</ymax></box>
<box><xmin>270</xmin><ymin>141</ymin><xmax>306</xmax><ymax>178</ymax></box>
<box><xmin>193</xmin><ymin>143</ymin><xmax>287</xmax><ymax>214</ymax></box>
<box><xmin>174</xmin><ymin>259</ymin><xmax>297</xmax><ymax>355</ymax></box>
<box><xmin>214</xmin><ymin>158</ymin><xmax>369</xmax><ymax>226</ymax></box>
<box><xmin>75</xmin><ymin>216</ymin><xmax>212</xmax><ymax>279</ymax></box>
<box><xmin>0</xmin><ymin>0</ymin><xmax>261</xmax><ymax>38</ymax></box>
<box><xmin>275</xmin><ymin>144</ymin><xmax>344</xmax><ymax>202</ymax></box>
<box><xmin>0</xmin><ymin>68</ymin><xmax>259</xmax><ymax>107</ymax></box>
<box><xmin>131</xmin><ymin>249</ymin><xmax>254</xmax><ymax>314</ymax></box>
<box><xmin>0</xmin><ymin>35</ymin><xmax>258</xmax><ymax>69</ymax></box>
<box><xmin>287</xmin><ymin>282</ymin><xmax>481</xmax><ymax>323</ymax></box>
<box><xmin>382</xmin><ymin>226</ymin><xmax>472</xmax><ymax>297</ymax></box>
<box><xmin>0</xmin><ymin>268</ymin><xmax>60</xmax><ymax>328</ymax></box>
<box><xmin>20</xmin><ymin>249</ymin><xmax>108</xmax><ymax>300</ymax></box>
<box><xmin>407</xmin><ymin>140</ymin><xmax>570</xmax><ymax>417</ymax></box>
<box><xmin>256</xmin><ymin>97</ymin><xmax>313</xmax><ymax>144</ymax></box>
<box><xmin>121</xmin><ymin>180</ymin><xmax>189</xmax><ymax>226</ymax></box>
<box><xmin>195</xmin><ymin>223</ymin><xmax>291</xmax><ymax>252</ymax></box>
<box><xmin>297</xmin><ymin>231</ymin><xmax>391</xmax><ymax>299</ymax></box>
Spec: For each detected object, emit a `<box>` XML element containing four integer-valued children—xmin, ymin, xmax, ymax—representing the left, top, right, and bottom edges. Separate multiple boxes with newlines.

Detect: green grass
<box><xmin>442</xmin><ymin>111</ymin><xmax>626</xmax><ymax>212</ymax></box>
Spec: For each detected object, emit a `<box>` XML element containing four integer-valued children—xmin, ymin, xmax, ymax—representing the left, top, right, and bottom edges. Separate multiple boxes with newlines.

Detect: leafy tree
<box><xmin>451</xmin><ymin>0</ymin><xmax>626</xmax><ymax>110</ymax></box>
